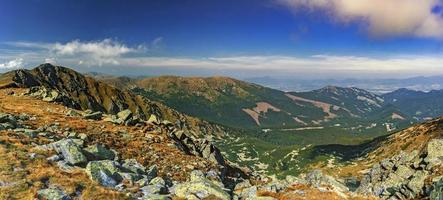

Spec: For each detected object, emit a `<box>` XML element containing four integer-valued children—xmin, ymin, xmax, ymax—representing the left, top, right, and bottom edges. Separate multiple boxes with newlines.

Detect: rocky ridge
<box><xmin>0</xmin><ymin>90</ymin><xmax>250</xmax><ymax>199</ymax></box>
<box><xmin>0</xmin><ymin>64</ymin><xmax>231</xmax><ymax>139</ymax></box>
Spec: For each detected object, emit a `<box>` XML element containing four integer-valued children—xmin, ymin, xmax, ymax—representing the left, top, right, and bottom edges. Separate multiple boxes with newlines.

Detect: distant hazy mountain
<box><xmin>99</xmin><ymin>75</ymin><xmax>411</xmax><ymax>131</ymax></box>
<box><xmin>383</xmin><ymin>88</ymin><xmax>443</xmax><ymax>120</ymax></box>
<box><xmin>245</xmin><ymin>75</ymin><xmax>443</xmax><ymax>93</ymax></box>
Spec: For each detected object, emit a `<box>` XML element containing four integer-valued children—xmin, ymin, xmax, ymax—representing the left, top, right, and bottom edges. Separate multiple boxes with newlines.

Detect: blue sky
<box><xmin>1</xmin><ymin>0</ymin><xmax>443</xmax><ymax>78</ymax></box>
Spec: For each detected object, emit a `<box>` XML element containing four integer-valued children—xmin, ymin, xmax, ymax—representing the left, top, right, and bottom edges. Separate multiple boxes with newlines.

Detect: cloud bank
<box><xmin>2</xmin><ymin>39</ymin><xmax>443</xmax><ymax>78</ymax></box>
<box><xmin>279</xmin><ymin>0</ymin><xmax>443</xmax><ymax>38</ymax></box>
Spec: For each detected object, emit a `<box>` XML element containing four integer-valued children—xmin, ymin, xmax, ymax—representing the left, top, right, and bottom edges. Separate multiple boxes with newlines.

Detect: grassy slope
<box><xmin>123</xmin><ymin>76</ymin><xmax>329</xmax><ymax>129</ymax></box>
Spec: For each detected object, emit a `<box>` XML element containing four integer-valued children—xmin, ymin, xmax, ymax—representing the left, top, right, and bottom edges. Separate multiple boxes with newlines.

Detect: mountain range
<box><xmin>93</xmin><ymin>74</ymin><xmax>439</xmax><ymax>134</ymax></box>
<box><xmin>2</xmin><ymin>64</ymin><xmax>443</xmax><ymax>199</ymax></box>
<box><xmin>246</xmin><ymin>75</ymin><xmax>443</xmax><ymax>93</ymax></box>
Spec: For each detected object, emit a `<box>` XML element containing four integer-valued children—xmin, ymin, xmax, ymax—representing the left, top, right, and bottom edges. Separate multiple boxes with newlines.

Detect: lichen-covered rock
<box><xmin>122</xmin><ymin>159</ymin><xmax>146</xmax><ymax>174</ymax></box>
<box><xmin>117</xmin><ymin>109</ymin><xmax>133</xmax><ymax>122</ymax></box>
<box><xmin>83</xmin><ymin>111</ymin><xmax>103</xmax><ymax>120</ymax></box>
<box><xmin>146</xmin><ymin>165</ymin><xmax>158</xmax><ymax>181</ymax></box>
<box><xmin>86</xmin><ymin>160</ymin><xmax>122</xmax><ymax>187</ymax></box>
<box><xmin>141</xmin><ymin>177</ymin><xmax>167</xmax><ymax>197</ymax></box>
<box><xmin>147</xmin><ymin>114</ymin><xmax>160</xmax><ymax>125</ymax></box>
<box><xmin>141</xmin><ymin>194</ymin><xmax>171</xmax><ymax>200</ymax></box>
<box><xmin>37</xmin><ymin>187</ymin><xmax>71</xmax><ymax>200</ymax></box>
<box><xmin>431</xmin><ymin>179</ymin><xmax>443</xmax><ymax>200</ymax></box>
<box><xmin>425</xmin><ymin>139</ymin><xmax>443</xmax><ymax>168</ymax></box>
<box><xmin>174</xmin><ymin>170</ymin><xmax>230</xmax><ymax>200</ymax></box>
<box><xmin>407</xmin><ymin>170</ymin><xmax>428</xmax><ymax>195</ymax></box>
<box><xmin>118</xmin><ymin>172</ymin><xmax>143</xmax><ymax>183</ymax></box>
<box><xmin>394</xmin><ymin>165</ymin><xmax>414</xmax><ymax>179</ymax></box>
<box><xmin>50</xmin><ymin>139</ymin><xmax>87</xmax><ymax>165</ymax></box>
<box><xmin>305</xmin><ymin>170</ymin><xmax>348</xmax><ymax>195</ymax></box>
<box><xmin>83</xmin><ymin>144</ymin><xmax>115</xmax><ymax>160</ymax></box>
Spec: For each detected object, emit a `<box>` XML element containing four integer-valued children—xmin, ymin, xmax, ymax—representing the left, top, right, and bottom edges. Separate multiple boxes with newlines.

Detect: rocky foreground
<box><xmin>0</xmin><ymin>89</ymin><xmax>440</xmax><ymax>200</ymax></box>
<box><xmin>1</xmin><ymin>64</ymin><xmax>443</xmax><ymax>200</ymax></box>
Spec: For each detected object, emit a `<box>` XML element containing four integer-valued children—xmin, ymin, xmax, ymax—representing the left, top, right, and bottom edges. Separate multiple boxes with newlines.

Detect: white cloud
<box><xmin>278</xmin><ymin>0</ymin><xmax>443</xmax><ymax>38</ymax></box>
<box><xmin>5</xmin><ymin>39</ymin><xmax>142</xmax><ymax>66</ymax></box>
<box><xmin>0</xmin><ymin>58</ymin><xmax>24</xmax><ymax>69</ymax></box>
<box><xmin>119</xmin><ymin>55</ymin><xmax>443</xmax><ymax>76</ymax></box>
<box><xmin>51</xmin><ymin>39</ymin><xmax>140</xmax><ymax>66</ymax></box>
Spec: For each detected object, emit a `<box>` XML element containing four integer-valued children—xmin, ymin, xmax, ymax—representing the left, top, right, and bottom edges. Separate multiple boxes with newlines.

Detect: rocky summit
<box><xmin>0</xmin><ymin>64</ymin><xmax>443</xmax><ymax>200</ymax></box>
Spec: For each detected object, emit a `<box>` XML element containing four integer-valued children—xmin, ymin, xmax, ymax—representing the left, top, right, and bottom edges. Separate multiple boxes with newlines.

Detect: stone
<box><xmin>259</xmin><ymin>180</ymin><xmax>287</xmax><ymax>193</ymax></box>
<box><xmin>425</xmin><ymin>139</ymin><xmax>443</xmax><ymax>168</ymax></box>
<box><xmin>37</xmin><ymin>187</ymin><xmax>71</xmax><ymax>200</ymax></box>
<box><xmin>1</xmin><ymin>122</ymin><xmax>16</xmax><ymax>130</ymax></box>
<box><xmin>137</xmin><ymin>176</ymin><xmax>151</xmax><ymax>187</ymax></box>
<box><xmin>66</xmin><ymin>109</ymin><xmax>81</xmax><ymax>117</ymax></box>
<box><xmin>407</xmin><ymin>170</ymin><xmax>428</xmax><ymax>195</ymax></box>
<box><xmin>431</xmin><ymin>179</ymin><xmax>443</xmax><ymax>200</ymax></box>
<box><xmin>161</xmin><ymin>120</ymin><xmax>173</xmax><ymax>127</ymax></box>
<box><xmin>83</xmin><ymin>112</ymin><xmax>103</xmax><ymax>120</ymax></box>
<box><xmin>56</xmin><ymin>160</ymin><xmax>75</xmax><ymax>172</ymax></box>
<box><xmin>86</xmin><ymin>160</ymin><xmax>122</xmax><ymax>187</ymax></box>
<box><xmin>47</xmin><ymin>155</ymin><xmax>62</xmax><ymax>162</ymax></box>
<box><xmin>381</xmin><ymin>159</ymin><xmax>395</xmax><ymax>170</ymax></box>
<box><xmin>141</xmin><ymin>177</ymin><xmax>167</xmax><ymax>196</ymax></box>
<box><xmin>83</xmin><ymin>144</ymin><xmax>115</xmax><ymax>160</ymax></box>
<box><xmin>395</xmin><ymin>165</ymin><xmax>414</xmax><ymax>179</ymax></box>
<box><xmin>146</xmin><ymin>165</ymin><xmax>158</xmax><ymax>181</ymax></box>
<box><xmin>78</xmin><ymin>133</ymin><xmax>88</xmax><ymax>141</ymax></box>
<box><xmin>285</xmin><ymin>175</ymin><xmax>307</xmax><ymax>185</ymax></box>
<box><xmin>42</xmin><ymin>90</ymin><xmax>60</xmax><ymax>102</ymax></box>
<box><xmin>200</xmin><ymin>140</ymin><xmax>225</xmax><ymax>166</ymax></box>
<box><xmin>174</xmin><ymin>170</ymin><xmax>230</xmax><ymax>200</ymax></box>
<box><xmin>51</xmin><ymin>139</ymin><xmax>87</xmax><ymax>165</ymax></box>
<box><xmin>118</xmin><ymin>172</ymin><xmax>143</xmax><ymax>183</ymax></box>
<box><xmin>117</xmin><ymin>109</ymin><xmax>133</xmax><ymax>122</ymax></box>
<box><xmin>122</xmin><ymin>159</ymin><xmax>146</xmax><ymax>174</ymax></box>
<box><xmin>141</xmin><ymin>194</ymin><xmax>171</xmax><ymax>200</ymax></box>
<box><xmin>105</xmin><ymin>115</ymin><xmax>125</xmax><ymax>124</ymax></box>
<box><xmin>305</xmin><ymin>170</ymin><xmax>349</xmax><ymax>197</ymax></box>
<box><xmin>236</xmin><ymin>185</ymin><xmax>257</xmax><ymax>200</ymax></box>
<box><xmin>147</xmin><ymin>115</ymin><xmax>160</xmax><ymax>125</ymax></box>
<box><xmin>14</xmin><ymin>128</ymin><xmax>37</xmax><ymax>138</ymax></box>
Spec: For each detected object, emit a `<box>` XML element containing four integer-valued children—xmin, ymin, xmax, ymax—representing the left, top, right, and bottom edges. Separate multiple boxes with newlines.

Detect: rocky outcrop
<box><xmin>1</xmin><ymin>64</ymin><xmax>230</xmax><ymax>139</ymax></box>
<box><xmin>305</xmin><ymin>170</ymin><xmax>349</xmax><ymax>197</ymax></box>
<box><xmin>49</xmin><ymin>139</ymin><xmax>87</xmax><ymax>165</ymax></box>
<box><xmin>425</xmin><ymin>139</ymin><xmax>443</xmax><ymax>168</ymax></box>
<box><xmin>173</xmin><ymin>170</ymin><xmax>231</xmax><ymax>200</ymax></box>
<box><xmin>25</xmin><ymin>86</ymin><xmax>79</xmax><ymax>109</ymax></box>
<box><xmin>86</xmin><ymin>160</ymin><xmax>122</xmax><ymax>187</ymax></box>
<box><xmin>357</xmin><ymin>139</ymin><xmax>443</xmax><ymax>199</ymax></box>
<box><xmin>83</xmin><ymin>144</ymin><xmax>116</xmax><ymax>160</ymax></box>
<box><xmin>168</xmin><ymin>129</ymin><xmax>225</xmax><ymax>166</ymax></box>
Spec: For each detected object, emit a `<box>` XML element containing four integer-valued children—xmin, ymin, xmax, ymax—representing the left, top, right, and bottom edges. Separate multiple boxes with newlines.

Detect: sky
<box><xmin>1</xmin><ymin>0</ymin><xmax>443</xmax><ymax>79</ymax></box>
